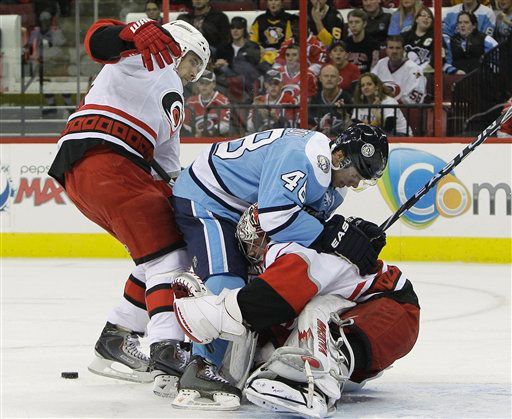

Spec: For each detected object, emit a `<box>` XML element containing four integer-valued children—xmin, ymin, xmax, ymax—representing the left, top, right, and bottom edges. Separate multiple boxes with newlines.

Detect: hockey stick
<box><xmin>379</xmin><ymin>105</ymin><xmax>512</xmax><ymax>232</ymax></box>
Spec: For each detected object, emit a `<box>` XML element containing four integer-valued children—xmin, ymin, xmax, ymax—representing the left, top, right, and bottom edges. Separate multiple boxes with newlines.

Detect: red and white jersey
<box><xmin>263</xmin><ymin>242</ymin><xmax>409</xmax><ymax>303</ymax></box>
<box><xmin>274</xmin><ymin>64</ymin><xmax>318</xmax><ymax>98</ymax></box>
<box><xmin>371</xmin><ymin>57</ymin><xmax>427</xmax><ymax>104</ymax></box>
<box><xmin>184</xmin><ymin>91</ymin><xmax>231</xmax><ymax>135</ymax></box>
<box><xmin>58</xmin><ymin>54</ymin><xmax>185</xmax><ymax>175</ymax></box>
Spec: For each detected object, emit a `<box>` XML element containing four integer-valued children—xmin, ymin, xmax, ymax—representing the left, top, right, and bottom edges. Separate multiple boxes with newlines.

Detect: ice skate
<box><xmin>171</xmin><ymin>355</ymin><xmax>242</xmax><ymax>410</ymax></box>
<box><xmin>88</xmin><ymin>322</ymin><xmax>152</xmax><ymax>383</ymax></box>
<box><xmin>150</xmin><ymin>339</ymin><xmax>190</xmax><ymax>398</ymax></box>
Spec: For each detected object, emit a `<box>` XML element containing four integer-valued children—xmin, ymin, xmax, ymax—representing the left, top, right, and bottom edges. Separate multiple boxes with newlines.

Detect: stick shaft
<box><xmin>379</xmin><ymin>105</ymin><xmax>512</xmax><ymax>231</ymax></box>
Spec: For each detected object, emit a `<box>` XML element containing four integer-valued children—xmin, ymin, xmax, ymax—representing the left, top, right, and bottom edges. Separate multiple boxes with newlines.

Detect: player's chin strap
<box><xmin>244</xmin><ymin>295</ymin><xmax>356</xmax><ymax>418</ymax></box>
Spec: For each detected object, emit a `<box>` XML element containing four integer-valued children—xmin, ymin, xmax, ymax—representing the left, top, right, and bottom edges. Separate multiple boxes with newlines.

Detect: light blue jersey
<box><xmin>173</xmin><ymin>128</ymin><xmax>345</xmax><ymax>247</ymax></box>
<box><xmin>443</xmin><ymin>3</ymin><xmax>496</xmax><ymax>37</ymax></box>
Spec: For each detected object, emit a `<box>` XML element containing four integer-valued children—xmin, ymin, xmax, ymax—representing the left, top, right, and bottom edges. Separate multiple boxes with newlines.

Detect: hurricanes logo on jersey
<box><xmin>161</xmin><ymin>91</ymin><xmax>184</xmax><ymax>132</ymax></box>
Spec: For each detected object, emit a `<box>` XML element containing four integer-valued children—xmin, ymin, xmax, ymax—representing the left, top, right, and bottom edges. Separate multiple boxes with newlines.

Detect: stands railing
<box><xmin>450</xmin><ymin>38</ymin><xmax>512</xmax><ymax>136</ymax></box>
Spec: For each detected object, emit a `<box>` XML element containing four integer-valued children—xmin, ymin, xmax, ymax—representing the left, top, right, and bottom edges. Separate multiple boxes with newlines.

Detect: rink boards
<box><xmin>1</xmin><ymin>137</ymin><xmax>511</xmax><ymax>262</ymax></box>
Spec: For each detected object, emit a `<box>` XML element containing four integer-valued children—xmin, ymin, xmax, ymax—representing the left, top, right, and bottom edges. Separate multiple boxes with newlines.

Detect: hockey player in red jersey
<box><xmin>48</xmin><ymin>19</ymin><xmax>210</xmax><ymax>397</ymax></box>
<box><xmin>184</xmin><ymin>70</ymin><xmax>231</xmax><ymax>137</ymax></box>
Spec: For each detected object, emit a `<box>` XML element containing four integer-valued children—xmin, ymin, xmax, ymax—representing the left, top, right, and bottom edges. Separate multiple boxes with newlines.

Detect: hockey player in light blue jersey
<box><xmin>442</xmin><ymin>0</ymin><xmax>496</xmax><ymax>37</ymax></box>
<box><xmin>171</xmin><ymin>124</ymin><xmax>388</xmax><ymax>409</ymax></box>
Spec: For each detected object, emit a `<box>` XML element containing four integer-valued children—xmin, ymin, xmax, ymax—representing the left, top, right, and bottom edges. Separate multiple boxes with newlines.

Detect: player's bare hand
<box><xmin>120</xmin><ymin>18</ymin><xmax>182</xmax><ymax>71</ymax></box>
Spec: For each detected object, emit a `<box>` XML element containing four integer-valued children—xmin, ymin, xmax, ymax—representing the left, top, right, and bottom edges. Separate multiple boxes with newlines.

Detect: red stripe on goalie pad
<box><xmin>259</xmin><ymin>254</ymin><xmax>318</xmax><ymax>315</ymax></box>
<box><xmin>343</xmin><ymin>297</ymin><xmax>420</xmax><ymax>383</ymax></box>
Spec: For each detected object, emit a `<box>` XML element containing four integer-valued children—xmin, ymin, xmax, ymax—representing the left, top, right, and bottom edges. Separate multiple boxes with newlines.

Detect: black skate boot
<box><xmin>88</xmin><ymin>322</ymin><xmax>152</xmax><ymax>383</ymax></box>
<box><xmin>172</xmin><ymin>355</ymin><xmax>242</xmax><ymax>410</ymax></box>
<box><xmin>149</xmin><ymin>339</ymin><xmax>190</xmax><ymax>398</ymax></box>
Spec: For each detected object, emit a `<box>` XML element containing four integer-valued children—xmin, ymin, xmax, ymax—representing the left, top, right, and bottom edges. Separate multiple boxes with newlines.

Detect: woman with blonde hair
<box><xmin>388</xmin><ymin>0</ymin><xmax>423</xmax><ymax>35</ymax></box>
<box><xmin>352</xmin><ymin>72</ymin><xmax>410</xmax><ymax>136</ymax></box>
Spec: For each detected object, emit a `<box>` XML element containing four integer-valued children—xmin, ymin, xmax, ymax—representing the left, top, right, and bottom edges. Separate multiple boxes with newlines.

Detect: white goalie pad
<box><xmin>221</xmin><ymin>330</ymin><xmax>258</xmax><ymax>389</ymax></box>
<box><xmin>244</xmin><ymin>295</ymin><xmax>356</xmax><ymax>418</ymax></box>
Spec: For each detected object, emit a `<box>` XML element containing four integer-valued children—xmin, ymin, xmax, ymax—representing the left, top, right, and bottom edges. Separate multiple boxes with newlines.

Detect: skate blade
<box><xmin>88</xmin><ymin>355</ymin><xmax>153</xmax><ymax>383</ymax></box>
<box><xmin>153</xmin><ymin>374</ymin><xmax>179</xmax><ymax>398</ymax></box>
<box><xmin>245</xmin><ymin>378</ymin><xmax>326</xmax><ymax>418</ymax></box>
<box><xmin>171</xmin><ymin>389</ymin><xmax>240</xmax><ymax>411</ymax></box>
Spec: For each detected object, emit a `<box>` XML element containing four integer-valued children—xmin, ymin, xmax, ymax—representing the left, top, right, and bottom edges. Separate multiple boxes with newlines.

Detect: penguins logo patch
<box><xmin>361</xmin><ymin>143</ymin><xmax>375</xmax><ymax>157</ymax></box>
<box><xmin>161</xmin><ymin>91</ymin><xmax>184</xmax><ymax>132</ymax></box>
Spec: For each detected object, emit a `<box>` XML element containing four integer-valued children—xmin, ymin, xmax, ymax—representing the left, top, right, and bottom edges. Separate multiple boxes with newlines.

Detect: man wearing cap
<box><xmin>214</xmin><ymin>16</ymin><xmax>261</xmax><ymax>103</ymax></box>
<box><xmin>184</xmin><ymin>70</ymin><xmax>231</xmax><ymax>136</ymax></box>
<box><xmin>178</xmin><ymin>0</ymin><xmax>230</xmax><ymax>52</ymax></box>
<box><xmin>247</xmin><ymin>69</ymin><xmax>297</xmax><ymax>132</ymax></box>
<box><xmin>328</xmin><ymin>40</ymin><xmax>361</xmax><ymax>93</ymax></box>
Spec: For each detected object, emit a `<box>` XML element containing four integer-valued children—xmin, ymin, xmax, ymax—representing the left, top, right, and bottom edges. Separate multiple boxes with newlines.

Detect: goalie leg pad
<box><xmin>245</xmin><ymin>377</ymin><xmax>329</xmax><ymax>419</ymax></box>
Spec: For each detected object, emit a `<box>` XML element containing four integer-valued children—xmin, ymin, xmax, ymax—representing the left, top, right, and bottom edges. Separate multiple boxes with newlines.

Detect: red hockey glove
<box><xmin>119</xmin><ymin>18</ymin><xmax>182</xmax><ymax>71</ymax></box>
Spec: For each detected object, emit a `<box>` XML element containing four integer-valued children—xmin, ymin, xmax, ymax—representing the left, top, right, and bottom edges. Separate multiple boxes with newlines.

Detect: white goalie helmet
<box><xmin>162</xmin><ymin>20</ymin><xmax>210</xmax><ymax>82</ymax></box>
<box><xmin>236</xmin><ymin>204</ymin><xmax>268</xmax><ymax>267</ymax></box>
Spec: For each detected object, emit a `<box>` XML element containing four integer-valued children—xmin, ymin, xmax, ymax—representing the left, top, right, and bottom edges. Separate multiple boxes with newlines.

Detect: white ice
<box><xmin>1</xmin><ymin>259</ymin><xmax>511</xmax><ymax>418</ymax></box>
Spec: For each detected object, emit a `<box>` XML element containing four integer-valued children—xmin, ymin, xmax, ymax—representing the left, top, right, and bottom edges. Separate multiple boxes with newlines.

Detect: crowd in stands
<box><xmin>1</xmin><ymin>0</ymin><xmax>511</xmax><ymax>135</ymax></box>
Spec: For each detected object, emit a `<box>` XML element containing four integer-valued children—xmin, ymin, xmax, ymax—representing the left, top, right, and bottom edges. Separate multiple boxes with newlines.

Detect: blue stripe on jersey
<box><xmin>258</xmin><ymin>203</ymin><xmax>297</xmax><ymax>214</ymax></box>
<box><xmin>191</xmin><ymin>202</ymin><xmax>229</xmax><ymax>274</ymax></box>
<box><xmin>266</xmin><ymin>210</ymin><xmax>301</xmax><ymax>236</ymax></box>
<box><xmin>189</xmin><ymin>167</ymin><xmax>243</xmax><ymax>216</ymax></box>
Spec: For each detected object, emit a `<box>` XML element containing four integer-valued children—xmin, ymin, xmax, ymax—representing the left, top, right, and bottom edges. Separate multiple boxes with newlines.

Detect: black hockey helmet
<box><xmin>330</xmin><ymin>123</ymin><xmax>389</xmax><ymax>180</ymax></box>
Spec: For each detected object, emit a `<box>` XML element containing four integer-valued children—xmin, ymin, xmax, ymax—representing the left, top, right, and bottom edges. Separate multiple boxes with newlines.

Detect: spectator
<box><xmin>362</xmin><ymin>0</ymin><xmax>392</xmax><ymax>47</ymax></box>
<box><xmin>273</xmin><ymin>42</ymin><xmax>318</xmax><ymax>98</ymax></box>
<box><xmin>443</xmin><ymin>11</ymin><xmax>498</xmax><ymax>74</ymax></box>
<box><xmin>308</xmin><ymin>0</ymin><xmax>345</xmax><ymax>47</ymax></box>
<box><xmin>495</xmin><ymin>0</ymin><xmax>512</xmax><ymax>43</ymax></box>
<box><xmin>177</xmin><ymin>0</ymin><xmax>230</xmax><ymax>52</ymax></box>
<box><xmin>388</xmin><ymin>0</ymin><xmax>423</xmax><ymax>35</ymax></box>
<box><xmin>372</xmin><ymin>35</ymin><xmax>427</xmax><ymax>104</ymax></box>
<box><xmin>344</xmin><ymin>9</ymin><xmax>380</xmax><ymax>73</ymax></box>
<box><xmin>402</xmin><ymin>6</ymin><xmax>435</xmax><ymax>70</ymax></box>
<box><xmin>309</xmin><ymin>64</ymin><xmax>353</xmax><ymax>136</ymax></box>
<box><xmin>214</xmin><ymin>16</ymin><xmax>261</xmax><ymax>103</ymax></box>
<box><xmin>327</xmin><ymin>40</ymin><xmax>361</xmax><ymax>92</ymax></box>
<box><xmin>183</xmin><ymin>70</ymin><xmax>231</xmax><ymax>136</ymax></box>
<box><xmin>250</xmin><ymin>0</ymin><xmax>297</xmax><ymax>66</ymax></box>
<box><xmin>145</xmin><ymin>1</ymin><xmax>162</xmax><ymax>24</ymax></box>
<box><xmin>28</xmin><ymin>10</ymin><xmax>72</xmax><ymax>117</ymax></box>
<box><xmin>247</xmin><ymin>69</ymin><xmax>297</xmax><ymax>132</ymax></box>
<box><xmin>284</xmin><ymin>18</ymin><xmax>328</xmax><ymax>75</ymax></box>
<box><xmin>443</xmin><ymin>0</ymin><xmax>496</xmax><ymax>37</ymax></box>
<box><xmin>352</xmin><ymin>72</ymin><xmax>410</xmax><ymax>135</ymax></box>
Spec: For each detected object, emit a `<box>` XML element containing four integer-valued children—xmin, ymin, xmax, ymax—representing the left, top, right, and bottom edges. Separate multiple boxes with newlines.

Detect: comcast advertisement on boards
<box><xmin>1</xmin><ymin>142</ymin><xmax>510</xmax><ymax>238</ymax></box>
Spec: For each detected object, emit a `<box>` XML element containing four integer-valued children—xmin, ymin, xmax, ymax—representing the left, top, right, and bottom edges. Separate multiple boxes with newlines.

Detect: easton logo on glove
<box><xmin>119</xmin><ymin>19</ymin><xmax>182</xmax><ymax>71</ymax></box>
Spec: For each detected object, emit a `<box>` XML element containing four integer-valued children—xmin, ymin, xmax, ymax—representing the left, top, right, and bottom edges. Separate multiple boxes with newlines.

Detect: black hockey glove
<box><xmin>348</xmin><ymin>217</ymin><xmax>387</xmax><ymax>256</ymax></box>
<box><xmin>312</xmin><ymin>214</ymin><xmax>378</xmax><ymax>276</ymax></box>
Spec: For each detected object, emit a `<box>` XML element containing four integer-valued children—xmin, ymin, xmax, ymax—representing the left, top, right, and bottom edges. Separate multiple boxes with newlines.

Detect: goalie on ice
<box><xmin>174</xmin><ymin>202</ymin><xmax>421</xmax><ymax>417</ymax></box>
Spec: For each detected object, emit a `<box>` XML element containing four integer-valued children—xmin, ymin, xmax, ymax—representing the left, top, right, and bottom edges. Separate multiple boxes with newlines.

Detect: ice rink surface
<box><xmin>1</xmin><ymin>258</ymin><xmax>511</xmax><ymax>418</ymax></box>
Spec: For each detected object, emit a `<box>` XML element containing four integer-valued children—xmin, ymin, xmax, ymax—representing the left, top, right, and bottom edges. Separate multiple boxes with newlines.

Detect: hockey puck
<box><xmin>61</xmin><ymin>371</ymin><xmax>79</xmax><ymax>379</ymax></box>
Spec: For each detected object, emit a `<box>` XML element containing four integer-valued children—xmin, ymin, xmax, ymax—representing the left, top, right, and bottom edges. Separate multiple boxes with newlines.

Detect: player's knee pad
<box><xmin>342</xmin><ymin>297</ymin><xmax>420</xmax><ymax>383</ymax></box>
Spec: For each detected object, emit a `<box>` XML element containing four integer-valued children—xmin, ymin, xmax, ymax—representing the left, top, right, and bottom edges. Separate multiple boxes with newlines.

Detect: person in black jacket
<box><xmin>177</xmin><ymin>0</ymin><xmax>230</xmax><ymax>53</ymax></box>
<box><xmin>214</xmin><ymin>16</ymin><xmax>262</xmax><ymax>103</ymax></box>
<box><xmin>443</xmin><ymin>11</ymin><xmax>498</xmax><ymax>74</ymax></box>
